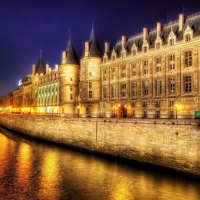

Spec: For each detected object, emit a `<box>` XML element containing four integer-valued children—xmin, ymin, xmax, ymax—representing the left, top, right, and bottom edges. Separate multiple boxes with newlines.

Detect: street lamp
<box><xmin>174</xmin><ymin>104</ymin><xmax>183</xmax><ymax>119</ymax></box>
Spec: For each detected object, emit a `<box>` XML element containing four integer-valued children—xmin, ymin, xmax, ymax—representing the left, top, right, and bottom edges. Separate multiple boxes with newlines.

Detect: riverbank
<box><xmin>0</xmin><ymin>114</ymin><xmax>200</xmax><ymax>177</ymax></box>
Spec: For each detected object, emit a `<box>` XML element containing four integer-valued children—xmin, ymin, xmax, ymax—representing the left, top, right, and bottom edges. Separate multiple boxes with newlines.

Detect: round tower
<box><xmin>79</xmin><ymin>28</ymin><xmax>102</xmax><ymax>117</ymax></box>
<box><xmin>59</xmin><ymin>39</ymin><xmax>80</xmax><ymax>116</ymax></box>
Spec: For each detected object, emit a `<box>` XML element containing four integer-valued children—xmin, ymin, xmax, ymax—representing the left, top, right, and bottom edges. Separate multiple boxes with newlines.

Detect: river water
<box><xmin>0</xmin><ymin>126</ymin><xmax>200</xmax><ymax>200</ymax></box>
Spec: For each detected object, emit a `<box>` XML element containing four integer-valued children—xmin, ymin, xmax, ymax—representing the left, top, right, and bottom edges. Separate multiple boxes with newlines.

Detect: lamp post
<box><xmin>175</xmin><ymin>105</ymin><xmax>178</xmax><ymax>119</ymax></box>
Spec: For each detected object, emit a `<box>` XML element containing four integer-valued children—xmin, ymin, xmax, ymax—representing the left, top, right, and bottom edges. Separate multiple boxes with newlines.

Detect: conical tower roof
<box><xmin>66</xmin><ymin>39</ymin><xmax>79</xmax><ymax>65</ymax></box>
<box><xmin>89</xmin><ymin>28</ymin><xmax>102</xmax><ymax>58</ymax></box>
<box><xmin>35</xmin><ymin>54</ymin><xmax>46</xmax><ymax>74</ymax></box>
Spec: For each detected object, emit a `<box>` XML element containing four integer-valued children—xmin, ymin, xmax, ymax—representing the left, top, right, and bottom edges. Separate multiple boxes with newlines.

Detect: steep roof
<box><xmin>110</xmin><ymin>13</ymin><xmax>200</xmax><ymax>58</ymax></box>
<box><xmin>65</xmin><ymin>39</ymin><xmax>79</xmax><ymax>65</ymax></box>
<box><xmin>89</xmin><ymin>29</ymin><xmax>102</xmax><ymax>57</ymax></box>
<box><xmin>35</xmin><ymin>57</ymin><xmax>46</xmax><ymax>74</ymax></box>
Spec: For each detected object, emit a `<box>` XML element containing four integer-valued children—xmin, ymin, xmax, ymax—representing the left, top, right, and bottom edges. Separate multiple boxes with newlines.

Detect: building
<box><xmin>6</xmin><ymin>12</ymin><xmax>200</xmax><ymax>118</ymax></box>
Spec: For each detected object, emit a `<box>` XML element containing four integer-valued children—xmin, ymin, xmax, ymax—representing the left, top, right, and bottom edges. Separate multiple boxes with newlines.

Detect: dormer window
<box><xmin>143</xmin><ymin>46</ymin><xmax>148</xmax><ymax>53</ymax></box>
<box><xmin>156</xmin><ymin>42</ymin><xmax>161</xmax><ymax>49</ymax></box>
<box><xmin>111</xmin><ymin>49</ymin><xmax>116</xmax><ymax>61</ymax></box>
<box><xmin>168</xmin><ymin>30</ymin><xmax>176</xmax><ymax>46</ymax></box>
<box><xmin>185</xmin><ymin>34</ymin><xmax>191</xmax><ymax>42</ymax></box>
<box><xmin>131</xmin><ymin>44</ymin><xmax>137</xmax><ymax>56</ymax></box>
<box><xmin>112</xmin><ymin>55</ymin><xmax>115</xmax><ymax>61</ymax></box>
<box><xmin>121</xmin><ymin>51</ymin><xmax>126</xmax><ymax>59</ymax></box>
<box><xmin>132</xmin><ymin>49</ymin><xmax>137</xmax><ymax>56</ymax></box>
<box><xmin>169</xmin><ymin>38</ymin><xmax>174</xmax><ymax>46</ymax></box>
<box><xmin>184</xmin><ymin>26</ymin><xmax>193</xmax><ymax>42</ymax></box>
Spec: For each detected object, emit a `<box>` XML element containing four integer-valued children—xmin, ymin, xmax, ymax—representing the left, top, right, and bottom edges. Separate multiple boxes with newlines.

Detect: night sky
<box><xmin>1</xmin><ymin>0</ymin><xmax>200</xmax><ymax>97</ymax></box>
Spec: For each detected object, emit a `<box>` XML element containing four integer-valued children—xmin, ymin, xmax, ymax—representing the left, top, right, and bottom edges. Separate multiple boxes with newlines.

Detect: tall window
<box><xmin>143</xmin><ymin>60</ymin><xmax>148</xmax><ymax>75</ymax></box>
<box><xmin>131</xmin><ymin>63</ymin><xmax>137</xmax><ymax>77</ymax></box>
<box><xmin>70</xmin><ymin>94</ymin><xmax>73</xmax><ymax>100</ymax></box>
<box><xmin>103</xmin><ymin>69</ymin><xmax>107</xmax><ymax>81</ymax></box>
<box><xmin>155</xmin><ymin>80</ymin><xmax>162</xmax><ymax>96</ymax></box>
<box><xmin>184</xmin><ymin>75</ymin><xmax>192</xmax><ymax>93</ymax></box>
<box><xmin>121</xmin><ymin>83</ymin><xmax>127</xmax><ymax>98</ymax></box>
<box><xmin>111</xmin><ymin>85</ymin><xmax>116</xmax><ymax>98</ymax></box>
<box><xmin>168</xmin><ymin>54</ymin><xmax>175</xmax><ymax>70</ymax></box>
<box><xmin>103</xmin><ymin>86</ymin><xmax>108</xmax><ymax>99</ymax></box>
<box><xmin>131</xmin><ymin>82</ymin><xmax>137</xmax><ymax>97</ymax></box>
<box><xmin>155</xmin><ymin>57</ymin><xmax>161</xmax><ymax>72</ymax></box>
<box><xmin>121</xmin><ymin>66</ymin><xmax>126</xmax><ymax>78</ymax></box>
<box><xmin>89</xmin><ymin>91</ymin><xmax>92</xmax><ymax>99</ymax></box>
<box><xmin>184</xmin><ymin>51</ymin><xmax>192</xmax><ymax>67</ymax></box>
<box><xmin>169</xmin><ymin>77</ymin><xmax>176</xmax><ymax>95</ymax></box>
<box><xmin>89</xmin><ymin>82</ymin><xmax>92</xmax><ymax>89</ymax></box>
<box><xmin>111</xmin><ymin>67</ymin><xmax>116</xmax><ymax>80</ymax></box>
<box><xmin>143</xmin><ymin>81</ymin><xmax>149</xmax><ymax>96</ymax></box>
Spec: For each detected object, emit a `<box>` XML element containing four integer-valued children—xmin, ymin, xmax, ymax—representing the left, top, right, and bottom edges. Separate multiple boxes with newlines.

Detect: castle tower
<box><xmin>59</xmin><ymin>38</ymin><xmax>80</xmax><ymax>116</ymax></box>
<box><xmin>79</xmin><ymin>28</ymin><xmax>102</xmax><ymax>117</ymax></box>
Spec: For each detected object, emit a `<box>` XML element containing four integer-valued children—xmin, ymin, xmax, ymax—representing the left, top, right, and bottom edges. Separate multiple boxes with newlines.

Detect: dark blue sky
<box><xmin>1</xmin><ymin>0</ymin><xmax>200</xmax><ymax>96</ymax></box>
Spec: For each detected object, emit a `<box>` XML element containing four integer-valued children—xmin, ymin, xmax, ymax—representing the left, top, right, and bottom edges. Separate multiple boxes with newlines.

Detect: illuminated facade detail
<box><xmin>6</xmin><ymin>12</ymin><xmax>200</xmax><ymax>118</ymax></box>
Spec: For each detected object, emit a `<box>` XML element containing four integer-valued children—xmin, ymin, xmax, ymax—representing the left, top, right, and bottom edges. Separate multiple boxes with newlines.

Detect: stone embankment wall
<box><xmin>0</xmin><ymin>115</ymin><xmax>200</xmax><ymax>176</ymax></box>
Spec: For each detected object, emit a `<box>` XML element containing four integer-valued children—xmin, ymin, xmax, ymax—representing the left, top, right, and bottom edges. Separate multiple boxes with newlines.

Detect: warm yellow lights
<box><xmin>118</xmin><ymin>104</ymin><xmax>121</xmax><ymax>107</ymax></box>
<box><xmin>174</xmin><ymin>103</ymin><xmax>183</xmax><ymax>110</ymax></box>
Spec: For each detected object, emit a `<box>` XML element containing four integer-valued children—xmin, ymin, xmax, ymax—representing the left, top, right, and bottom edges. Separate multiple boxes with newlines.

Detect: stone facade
<box><xmin>0</xmin><ymin>115</ymin><xmax>200</xmax><ymax>176</ymax></box>
<box><xmin>6</xmin><ymin>12</ymin><xmax>200</xmax><ymax>119</ymax></box>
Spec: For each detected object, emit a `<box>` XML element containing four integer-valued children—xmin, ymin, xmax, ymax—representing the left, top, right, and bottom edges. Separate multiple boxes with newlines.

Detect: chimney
<box><xmin>179</xmin><ymin>13</ymin><xmax>185</xmax><ymax>31</ymax></box>
<box><xmin>46</xmin><ymin>64</ymin><xmax>49</xmax><ymax>74</ymax></box>
<box><xmin>104</xmin><ymin>42</ymin><xmax>110</xmax><ymax>53</ymax></box>
<box><xmin>156</xmin><ymin>22</ymin><xmax>162</xmax><ymax>36</ymax></box>
<box><xmin>62</xmin><ymin>51</ymin><xmax>66</xmax><ymax>64</ymax></box>
<box><xmin>55</xmin><ymin>65</ymin><xmax>58</xmax><ymax>71</ymax></box>
<box><xmin>85</xmin><ymin>42</ymin><xmax>90</xmax><ymax>57</ymax></box>
<box><xmin>32</xmin><ymin>64</ymin><xmax>35</xmax><ymax>75</ymax></box>
<box><xmin>122</xmin><ymin>36</ymin><xmax>126</xmax><ymax>47</ymax></box>
<box><xmin>143</xmin><ymin>27</ymin><xmax>149</xmax><ymax>40</ymax></box>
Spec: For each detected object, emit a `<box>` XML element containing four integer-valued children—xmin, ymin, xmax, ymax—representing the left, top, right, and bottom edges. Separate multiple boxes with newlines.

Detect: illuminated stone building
<box><xmin>101</xmin><ymin>13</ymin><xmax>200</xmax><ymax>118</ymax></box>
<box><xmin>6</xmin><ymin>12</ymin><xmax>200</xmax><ymax>118</ymax></box>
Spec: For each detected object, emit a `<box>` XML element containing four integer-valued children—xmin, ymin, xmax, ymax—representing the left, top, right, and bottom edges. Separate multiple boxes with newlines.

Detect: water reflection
<box><xmin>15</xmin><ymin>143</ymin><xmax>33</xmax><ymax>196</ymax></box>
<box><xmin>0</xmin><ymin>126</ymin><xmax>200</xmax><ymax>200</ymax></box>
<box><xmin>39</xmin><ymin>151</ymin><xmax>60</xmax><ymax>200</ymax></box>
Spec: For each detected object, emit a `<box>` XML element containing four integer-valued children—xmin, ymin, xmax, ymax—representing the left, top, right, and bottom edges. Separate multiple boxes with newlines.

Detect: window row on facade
<box><xmin>102</xmin><ymin>75</ymin><xmax>193</xmax><ymax>99</ymax></box>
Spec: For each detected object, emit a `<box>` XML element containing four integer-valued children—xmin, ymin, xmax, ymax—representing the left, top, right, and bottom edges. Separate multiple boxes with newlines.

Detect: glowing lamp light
<box><xmin>175</xmin><ymin>104</ymin><xmax>183</xmax><ymax>110</ymax></box>
<box><xmin>18</xmin><ymin>79</ymin><xmax>22</xmax><ymax>86</ymax></box>
<box><xmin>118</xmin><ymin>104</ymin><xmax>121</xmax><ymax>107</ymax></box>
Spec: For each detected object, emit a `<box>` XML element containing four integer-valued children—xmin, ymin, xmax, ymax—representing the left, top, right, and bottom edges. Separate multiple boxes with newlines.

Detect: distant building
<box><xmin>6</xmin><ymin>12</ymin><xmax>200</xmax><ymax>118</ymax></box>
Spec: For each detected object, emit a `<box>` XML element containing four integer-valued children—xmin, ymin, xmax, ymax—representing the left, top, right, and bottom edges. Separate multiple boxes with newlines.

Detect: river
<box><xmin>0</xmin><ymin>126</ymin><xmax>199</xmax><ymax>200</ymax></box>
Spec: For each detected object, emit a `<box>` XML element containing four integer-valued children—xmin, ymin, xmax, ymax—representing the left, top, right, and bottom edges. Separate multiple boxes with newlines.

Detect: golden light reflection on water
<box><xmin>0</xmin><ymin>129</ymin><xmax>200</xmax><ymax>200</ymax></box>
<box><xmin>0</xmin><ymin>133</ymin><xmax>16</xmax><ymax>177</ymax></box>
<box><xmin>39</xmin><ymin>151</ymin><xmax>60</xmax><ymax>200</ymax></box>
<box><xmin>0</xmin><ymin>134</ymin><xmax>9</xmax><ymax>177</ymax></box>
<box><xmin>16</xmin><ymin>142</ymin><xmax>33</xmax><ymax>183</ymax></box>
<box><xmin>109</xmin><ymin>177</ymin><xmax>135</xmax><ymax>200</ymax></box>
